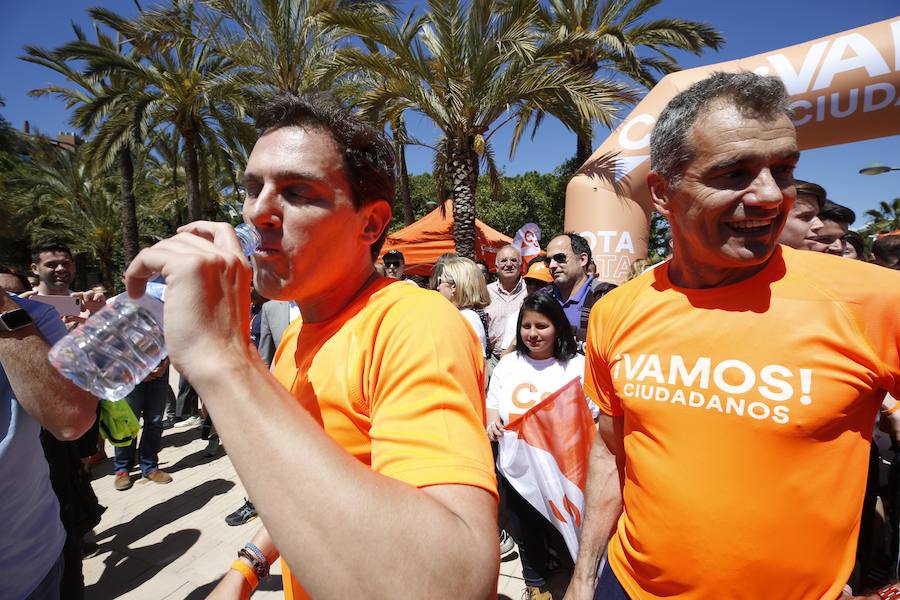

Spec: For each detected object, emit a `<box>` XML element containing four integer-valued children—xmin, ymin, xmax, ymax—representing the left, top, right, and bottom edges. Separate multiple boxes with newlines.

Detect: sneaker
<box><xmin>161</xmin><ymin>417</ymin><xmax>176</xmax><ymax>430</ymax></box>
<box><xmin>173</xmin><ymin>415</ymin><xmax>202</xmax><ymax>428</ymax></box>
<box><xmin>500</xmin><ymin>529</ymin><xmax>516</xmax><ymax>556</ymax></box>
<box><xmin>205</xmin><ymin>434</ymin><xmax>220</xmax><ymax>457</ymax></box>
<box><xmin>524</xmin><ymin>586</ymin><xmax>552</xmax><ymax>600</ymax></box>
<box><xmin>114</xmin><ymin>472</ymin><xmax>133</xmax><ymax>491</ymax></box>
<box><xmin>225</xmin><ymin>498</ymin><xmax>257</xmax><ymax>526</ymax></box>
<box><xmin>144</xmin><ymin>469</ymin><xmax>173</xmax><ymax>484</ymax></box>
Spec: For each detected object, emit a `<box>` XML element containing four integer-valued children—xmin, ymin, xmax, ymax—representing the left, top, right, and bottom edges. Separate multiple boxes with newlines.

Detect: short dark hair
<box><xmin>794</xmin><ymin>180</ymin><xmax>826</xmax><ymax>209</ymax></box>
<box><xmin>842</xmin><ymin>231</ymin><xmax>866</xmax><ymax>260</ymax></box>
<box><xmin>32</xmin><ymin>242</ymin><xmax>73</xmax><ymax>264</ymax></box>
<box><xmin>565</xmin><ymin>232</ymin><xmax>592</xmax><ymax>265</ymax></box>
<box><xmin>872</xmin><ymin>235</ymin><xmax>900</xmax><ymax>267</ymax></box>
<box><xmin>255</xmin><ymin>93</ymin><xmax>397</xmax><ymax>258</ymax></box>
<box><xmin>819</xmin><ymin>200</ymin><xmax>856</xmax><ymax>226</ymax></box>
<box><xmin>651</xmin><ymin>72</ymin><xmax>792</xmax><ymax>184</ymax></box>
<box><xmin>515</xmin><ymin>292</ymin><xmax>577</xmax><ymax>361</ymax></box>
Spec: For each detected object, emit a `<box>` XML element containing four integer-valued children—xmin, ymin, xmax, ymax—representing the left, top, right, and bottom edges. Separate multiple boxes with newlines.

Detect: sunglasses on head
<box><xmin>545</xmin><ymin>253</ymin><xmax>568</xmax><ymax>265</ymax></box>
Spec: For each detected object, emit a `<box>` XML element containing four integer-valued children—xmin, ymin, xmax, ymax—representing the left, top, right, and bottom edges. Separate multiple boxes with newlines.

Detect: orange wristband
<box><xmin>882</xmin><ymin>402</ymin><xmax>900</xmax><ymax>416</ymax></box>
<box><xmin>230</xmin><ymin>558</ymin><xmax>259</xmax><ymax>590</ymax></box>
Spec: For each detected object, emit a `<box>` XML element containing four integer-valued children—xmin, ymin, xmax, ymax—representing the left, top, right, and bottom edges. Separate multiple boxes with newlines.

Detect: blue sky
<box><xmin>2</xmin><ymin>0</ymin><xmax>898</xmax><ymax>223</ymax></box>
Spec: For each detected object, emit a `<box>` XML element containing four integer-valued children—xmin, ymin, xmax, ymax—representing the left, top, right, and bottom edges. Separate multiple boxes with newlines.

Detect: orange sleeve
<box><xmin>864</xmin><ymin>276</ymin><xmax>900</xmax><ymax>397</ymax></box>
<box><xmin>366</xmin><ymin>294</ymin><xmax>498</xmax><ymax>499</ymax></box>
<box><xmin>584</xmin><ymin>298</ymin><xmax>623</xmax><ymax>417</ymax></box>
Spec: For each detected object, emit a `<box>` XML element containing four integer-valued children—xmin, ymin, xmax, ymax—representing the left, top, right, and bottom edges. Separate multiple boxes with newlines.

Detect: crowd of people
<box><xmin>0</xmin><ymin>71</ymin><xmax>898</xmax><ymax>600</ymax></box>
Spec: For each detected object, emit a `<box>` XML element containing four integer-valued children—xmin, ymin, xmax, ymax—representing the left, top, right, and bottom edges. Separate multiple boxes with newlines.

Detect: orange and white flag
<box><xmin>497</xmin><ymin>377</ymin><xmax>597</xmax><ymax>560</ymax></box>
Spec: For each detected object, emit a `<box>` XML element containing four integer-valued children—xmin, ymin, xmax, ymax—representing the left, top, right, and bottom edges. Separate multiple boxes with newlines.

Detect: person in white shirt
<box><xmin>486</xmin><ymin>292</ymin><xmax>598</xmax><ymax>599</ymax></box>
<box><xmin>435</xmin><ymin>256</ymin><xmax>491</xmax><ymax>357</ymax></box>
<box><xmin>485</xmin><ymin>245</ymin><xmax>526</xmax><ymax>360</ymax></box>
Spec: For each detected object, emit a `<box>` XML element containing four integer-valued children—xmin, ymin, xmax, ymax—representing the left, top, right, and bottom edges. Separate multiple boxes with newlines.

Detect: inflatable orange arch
<box><xmin>565</xmin><ymin>17</ymin><xmax>900</xmax><ymax>283</ymax></box>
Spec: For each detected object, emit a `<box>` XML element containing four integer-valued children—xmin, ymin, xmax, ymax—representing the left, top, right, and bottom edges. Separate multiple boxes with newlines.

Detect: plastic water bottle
<box><xmin>48</xmin><ymin>224</ymin><xmax>260</xmax><ymax>400</ymax></box>
<box><xmin>234</xmin><ymin>223</ymin><xmax>261</xmax><ymax>257</ymax></box>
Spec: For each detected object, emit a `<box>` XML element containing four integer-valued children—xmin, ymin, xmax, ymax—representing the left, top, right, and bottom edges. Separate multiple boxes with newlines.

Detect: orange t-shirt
<box><xmin>269</xmin><ymin>277</ymin><xmax>497</xmax><ymax>599</ymax></box>
<box><xmin>584</xmin><ymin>246</ymin><xmax>900</xmax><ymax>600</ymax></box>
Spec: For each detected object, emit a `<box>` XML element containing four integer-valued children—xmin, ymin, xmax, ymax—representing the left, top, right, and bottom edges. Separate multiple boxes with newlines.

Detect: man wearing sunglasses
<box><xmin>382</xmin><ymin>249</ymin><xmax>406</xmax><ymax>280</ymax></box>
<box><xmin>545</xmin><ymin>233</ymin><xmax>611</xmax><ymax>347</ymax></box>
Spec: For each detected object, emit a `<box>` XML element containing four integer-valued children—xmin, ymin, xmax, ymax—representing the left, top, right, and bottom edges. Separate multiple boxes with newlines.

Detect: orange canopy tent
<box><xmin>379</xmin><ymin>200</ymin><xmax>513</xmax><ymax>276</ymax></box>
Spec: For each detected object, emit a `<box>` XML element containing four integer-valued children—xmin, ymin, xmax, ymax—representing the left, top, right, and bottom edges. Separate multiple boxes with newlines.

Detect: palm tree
<box><xmin>65</xmin><ymin>1</ymin><xmax>256</xmax><ymax>222</ymax></box>
<box><xmin>328</xmin><ymin>0</ymin><xmax>634</xmax><ymax>257</ymax></box>
<box><xmin>538</xmin><ymin>0</ymin><xmax>724</xmax><ymax>164</ymax></box>
<box><xmin>329</xmin><ymin>14</ymin><xmax>421</xmax><ymax>226</ymax></box>
<box><xmin>865</xmin><ymin>198</ymin><xmax>900</xmax><ymax>234</ymax></box>
<box><xmin>21</xmin><ymin>23</ymin><xmax>146</xmax><ymax>263</ymax></box>
<box><xmin>204</xmin><ymin>0</ymin><xmax>393</xmax><ymax>95</ymax></box>
<box><xmin>16</xmin><ymin>143</ymin><xmax>121</xmax><ymax>287</ymax></box>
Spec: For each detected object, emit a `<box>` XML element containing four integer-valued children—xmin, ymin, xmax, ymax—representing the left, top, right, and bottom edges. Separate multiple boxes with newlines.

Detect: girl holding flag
<box><xmin>487</xmin><ymin>292</ymin><xmax>598</xmax><ymax>599</ymax></box>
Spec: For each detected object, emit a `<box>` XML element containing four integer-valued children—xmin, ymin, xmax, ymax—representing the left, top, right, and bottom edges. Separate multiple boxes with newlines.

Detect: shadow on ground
<box><xmin>184</xmin><ymin>573</ymin><xmax>283</xmax><ymax>599</ymax></box>
<box><xmin>86</xmin><ymin>478</ymin><xmax>235</xmax><ymax>598</ymax></box>
<box><xmin>161</xmin><ymin>445</ymin><xmax>227</xmax><ymax>476</ymax></box>
<box><xmin>89</xmin><ymin>428</ymin><xmax>206</xmax><ymax>482</ymax></box>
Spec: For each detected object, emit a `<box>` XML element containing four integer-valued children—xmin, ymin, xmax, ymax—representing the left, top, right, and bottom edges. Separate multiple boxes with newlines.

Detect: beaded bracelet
<box><xmin>230</xmin><ymin>559</ymin><xmax>259</xmax><ymax>590</ymax></box>
<box><xmin>243</xmin><ymin>542</ymin><xmax>270</xmax><ymax>577</ymax></box>
<box><xmin>239</xmin><ymin>547</ymin><xmax>270</xmax><ymax>579</ymax></box>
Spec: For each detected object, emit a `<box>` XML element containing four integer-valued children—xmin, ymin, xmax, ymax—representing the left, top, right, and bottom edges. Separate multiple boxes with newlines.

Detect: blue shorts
<box><xmin>593</xmin><ymin>560</ymin><xmax>629</xmax><ymax>600</ymax></box>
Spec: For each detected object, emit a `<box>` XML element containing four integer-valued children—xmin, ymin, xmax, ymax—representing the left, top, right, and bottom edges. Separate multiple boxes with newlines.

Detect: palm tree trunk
<box><xmin>200</xmin><ymin>145</ymin><xmax>214</xmax><ymax>220</ymax></box>
<box><xmin>119</xmin><ymin>150</ymin><xmax>140</xmax><ymax>263</ymax></box>
<box><xmin>390</xmin><ymin>121</ymin><xmax>414</xmax><ymax>226</ymax></box>
<box><xmin>182</xmin><ymin>130</ymin><xmax>202</xmax><ymax>223</ymax></box>
<box><xmin>397</xmin><ymin>142</ymin><xmax>414</xmax><ymax>225</ymax></box>
<box><xmin>98</xmin><ymin>252</ymin><xmax>115</xmax><ymax>291</ymax></box>
<box><xmin>449</xmin><ymin>141</ymin><xmax>479</xmax><ymax>259</ymax></box>
<box><xmin>576</xmin><ymin>132</ymin><xmax>593</xmax><ymax>168</ymax></box>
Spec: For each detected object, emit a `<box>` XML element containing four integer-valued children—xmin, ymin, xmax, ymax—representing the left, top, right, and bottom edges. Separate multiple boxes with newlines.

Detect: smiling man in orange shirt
<box><xmin>566</xmin><ymin>72</ymin><xmax>900</xmax><ymax>600</ymax></box>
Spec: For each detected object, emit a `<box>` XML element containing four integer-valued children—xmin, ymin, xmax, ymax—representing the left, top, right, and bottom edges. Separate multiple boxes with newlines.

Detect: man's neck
<box><xmin>556</xmin><ymin>274</ymin><xmax>589</xmax><ymax>301</ymax></box>
<box><xmin>667</xmin><ymin>255</ymin><xmax>773</xmax><ymax>289</ymax></box>
<box><xmin>498</xmin><ymin>275</ymin><xmax>520</xmax><ymax>293</ymax></box>
<box><xmin>296</xmin><ymin>264</ymin><xmax>379</xmax><ymax>323</ymax></box>
<box><xmin>37</xmin><ymin>283</ymin><xmax>69</xmax><ymax>296</ymax></box>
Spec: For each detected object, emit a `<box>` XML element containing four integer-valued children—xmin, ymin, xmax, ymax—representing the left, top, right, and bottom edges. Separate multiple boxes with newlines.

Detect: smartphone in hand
<box><xmin>30</xmin><ymin>294</ymin><xmax>82</xmax><ymax>317</ymax></box>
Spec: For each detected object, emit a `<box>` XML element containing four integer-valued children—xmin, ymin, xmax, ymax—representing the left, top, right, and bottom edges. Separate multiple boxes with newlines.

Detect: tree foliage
<box><xmin>7</xmin><ymin>0</ymin><xmax>718</xmax><ymax>285</ymax></box>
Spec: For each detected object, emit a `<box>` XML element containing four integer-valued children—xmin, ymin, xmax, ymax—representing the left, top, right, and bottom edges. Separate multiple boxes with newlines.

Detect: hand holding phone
<box><xmin>30</xmin><ymin>294</ymin><xmax>82</xmax><ymax>317</ymax></box>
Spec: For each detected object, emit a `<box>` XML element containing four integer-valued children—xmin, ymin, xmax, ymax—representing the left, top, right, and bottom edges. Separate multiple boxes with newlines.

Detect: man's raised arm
<box><xmin>125</xmin><ymin>223</ymin><xmax>498</xmax><ymax>600</ymax></box>
<box><xmin>0</xmin><ymin>294</ymin><xmax>97</xmax><ymax>440</ymax></box>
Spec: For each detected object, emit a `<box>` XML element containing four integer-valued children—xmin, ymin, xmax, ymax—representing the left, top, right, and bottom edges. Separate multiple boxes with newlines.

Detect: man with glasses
<box><xmin>382</xmin><ymin>250</ymin><xmax>407</xmax><ymax>280</ymax></box>
<box><xmin>545</xmin><ymin>233</ymin><xmax>612</xmax><ymax>347</ymax></box>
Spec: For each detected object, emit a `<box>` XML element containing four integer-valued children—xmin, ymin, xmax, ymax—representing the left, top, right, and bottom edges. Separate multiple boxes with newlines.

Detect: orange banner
<box><xmin>565</xmin><ymin>17</ymin><xmax>900</xmax><ymax>283</ymax></box>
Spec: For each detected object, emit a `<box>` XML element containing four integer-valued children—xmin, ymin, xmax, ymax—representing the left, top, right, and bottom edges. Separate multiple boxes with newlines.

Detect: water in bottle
<box><xmin>235</xmin><ymin>223</ymin><xmax>261</xmax><ymax>257</ymax></box>
<box><xmin>48</xmin><ymin>223</ymin><xmax>260</xmax><ymax>400</ymax></box>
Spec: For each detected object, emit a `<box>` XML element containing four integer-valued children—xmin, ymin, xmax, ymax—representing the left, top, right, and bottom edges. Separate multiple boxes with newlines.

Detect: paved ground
<box><xmin>84</xmin><ymin>423</ymin><xmax>530</xmax><ymax>599</ymax></box>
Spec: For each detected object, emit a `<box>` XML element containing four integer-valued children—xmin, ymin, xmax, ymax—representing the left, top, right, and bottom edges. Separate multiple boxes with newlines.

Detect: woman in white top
<box><xmin>486</xmin><ymin>292</ymin><xmax>596</xmax><ymax>598</ymax></box>
<box><xmin>434</xmin><ymin>256</ymin><xmax>490</xmax><ymax>357</ymax></box>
